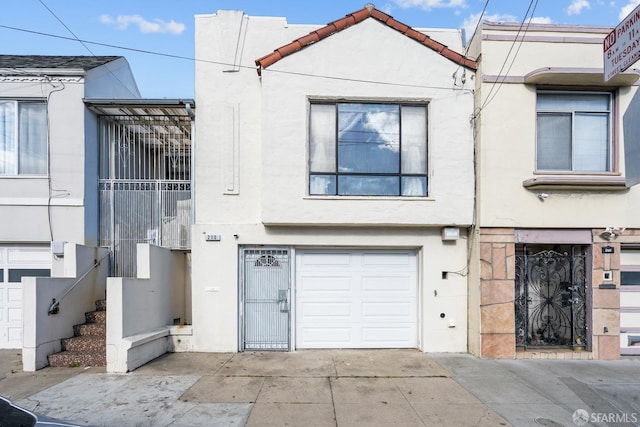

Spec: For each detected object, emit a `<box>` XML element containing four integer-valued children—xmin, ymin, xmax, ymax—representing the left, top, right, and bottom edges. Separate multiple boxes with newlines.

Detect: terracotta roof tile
<box><xmin>255</xmin><ymin>5</ymin><xmax>477</xmax><ymax>75</ymax></box>
<box><xmin>386</xmin><ymin>17</ymin><xmax>409</xmax><ymax>33</ymax></box>
<box><xmin>370</xmin><ymin>9</ymin><xmax>390</xmax><ymax>23</ymax></box>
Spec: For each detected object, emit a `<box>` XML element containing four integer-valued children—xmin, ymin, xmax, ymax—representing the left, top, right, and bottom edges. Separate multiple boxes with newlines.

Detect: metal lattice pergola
<box><xmin>85</xmin><ymin>99</ymin><xmax>194</xmax><ymax>277</ymax></box>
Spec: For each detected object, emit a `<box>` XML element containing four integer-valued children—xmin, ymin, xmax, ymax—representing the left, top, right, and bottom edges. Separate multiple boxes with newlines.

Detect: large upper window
<box><xmin>536</xmin><ymin>92</ymin><xmax>611</xmax><ymax>172</ymax></box>
<box><xmin>309</xmin><ymin>102</ymin><xmax>427</xmax><ymax>196</ymax></box>
<box><xmin>0</xmin><ymin>100</ymin><xmax>48</xmax><ymax>175</ymax></box>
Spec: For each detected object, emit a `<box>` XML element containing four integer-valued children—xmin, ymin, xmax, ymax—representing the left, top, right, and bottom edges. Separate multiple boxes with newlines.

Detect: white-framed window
<box><xmin>536</xmin><ymin>92</ymin><xmax>612</xmax><ymax>172</ymax></box>
<box><xmin>0</xmin><ymin>100</ymin><xmax>48</xmax><ymax>175</ymax></box>
<box><xmin>309</xmin><ymin>102</ymin><xmax>428</xmax><ymax>196</ymax></box>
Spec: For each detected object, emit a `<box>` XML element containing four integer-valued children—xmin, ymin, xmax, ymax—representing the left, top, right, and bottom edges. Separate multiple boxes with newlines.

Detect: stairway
<box><xmin>48</xmin><ymin>298</ymin><xmax>106</xmax><ymax>367</ymax></box>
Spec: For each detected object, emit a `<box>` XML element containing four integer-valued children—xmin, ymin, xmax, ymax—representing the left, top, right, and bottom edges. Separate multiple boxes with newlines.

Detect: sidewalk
<box><xmin>2</xmin><ymin>349</ymin><xmax>639</xmax><ymax>426</ymax></box>
<box><xmin>0</xmin><ymin>349</ymin><xmax>507</xmax><ymax>427</ymax></box>
<box><xmin>433</xmin><ymin>353</ymin><xmax>640</xmax><ymax>427</ymax></box>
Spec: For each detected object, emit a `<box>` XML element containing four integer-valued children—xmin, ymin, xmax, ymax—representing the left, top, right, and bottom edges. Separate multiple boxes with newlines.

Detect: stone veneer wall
<box><xmin>591</xmin><ymin>229</ymin><xmax>621</xmax><ymax>360</ymax></box>
<box><xmin>479</xmin><ymin>228</ymin><xmax>516</xmax><ymax>358</ymax></box>
<box><xmin>478</xmin><ymin>227</ymin><xmax>623</xmax><ymax>360</ymax></box>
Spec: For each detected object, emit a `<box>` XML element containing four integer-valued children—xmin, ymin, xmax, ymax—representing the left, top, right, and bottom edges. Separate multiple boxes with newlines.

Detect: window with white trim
<box><xmin>309</xmin><ymin>102</ymin><xmax>428</xmax><ymax>196</ymax></box>
<box><xmin>536</xmin><ymin>92</ymin><xmax>611</xmax><ymax>172</ymax></box>
<box><xmin>0</xmin><ymin>100</ymin><xmax>48</xmax><ymax>175</ymax></box>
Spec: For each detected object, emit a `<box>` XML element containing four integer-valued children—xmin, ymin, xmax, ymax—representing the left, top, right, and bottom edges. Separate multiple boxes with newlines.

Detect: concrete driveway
<box><xmin>1</xmin><ymin>349</ymin><xmax>507</xmax><ymax>427</ymax></box>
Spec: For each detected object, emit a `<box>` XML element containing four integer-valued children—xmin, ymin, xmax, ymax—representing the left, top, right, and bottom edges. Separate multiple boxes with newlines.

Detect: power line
<box><xmin>464</xmin><ymin>0</ymin><xmax>491</xmax><ymax>57</ymax></box>
<box><xmin>38</xmin><ymin>0</ymin><xmax>139</xmax><ymax>98</ymax></box>
<box><xmin>0</xmin><ymin>23</ymin><xmax>474</xmax><ymax>93</ymax></box>
<box><xmin>473</xmin><ymin>0</ymin><xmax>539</xmax><ymax>119</ymax></box>
<box><xmin>0</xmin><ymin>23</ymin><xmax>201</xmax><ymax>62</ymax></box>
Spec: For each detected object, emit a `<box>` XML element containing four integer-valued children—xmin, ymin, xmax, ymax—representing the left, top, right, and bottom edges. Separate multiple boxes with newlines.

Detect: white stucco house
<box><xmin>192</xmin><ymin>5</ymin><xmax>477</xmax><ymax>352</ymax></box>
<box><xmin>0</xmin><ymin>55</ymin><xmax>141</xmax><ymax>349</ymax></box>
<box><xmin>467</xmin><ymin>22</ymin><xmax>640</xmax><ymax>360</ymax></box>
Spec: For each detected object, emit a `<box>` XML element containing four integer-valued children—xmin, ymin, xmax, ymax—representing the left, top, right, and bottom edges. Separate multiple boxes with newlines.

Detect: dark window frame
<box><xmin>309</xmin><ymin>101</ymin><xmax>429</xmax><ymax>197</ymax></box>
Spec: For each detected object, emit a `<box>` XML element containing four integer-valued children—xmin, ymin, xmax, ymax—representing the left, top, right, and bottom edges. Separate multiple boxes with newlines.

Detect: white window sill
<box><xmin>0</xmin><ymin>175</ymin><xmax>48</xmax><ymax>179</ymax></box>
<box><xmin>303</xmin><ymin>196</ymin><xmax>435</xmax><ymax>201</ymax></box>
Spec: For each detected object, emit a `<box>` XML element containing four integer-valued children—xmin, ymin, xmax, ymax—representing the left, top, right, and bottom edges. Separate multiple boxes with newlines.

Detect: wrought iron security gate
<box><xmin>97</xmin><ymin>113</ymin><xmax>192</xmax><ymax>277</ymax></box>
<box><xmin>515</xmin><ymin>248</ymin><xmax>588</xmax><ymax>349</ymax></box>
<box><xmin>240</xmin><ymin>249</ymin><xmax>291</xmax><ymax>351</ymax></box>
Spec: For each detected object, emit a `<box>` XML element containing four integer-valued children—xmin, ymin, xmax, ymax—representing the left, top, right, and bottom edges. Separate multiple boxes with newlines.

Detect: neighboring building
<box><xmin>0</xmin><ymin>55</ymin><xmax>141</xmax><ymax>348</ymax></box>
<box><xmin>0</xmin><ymin>56</ymin><xmax>194</xmax><ymax>352</ymax></box>
<box><xmin>192</xmin><ymin>6</ymin><xmax>477</xmax><ymax>352</ymax></box>
<box><xmin>467</xmin><ymin>22</ymin><xmax>640</xmax><ymax>359</ymax></box>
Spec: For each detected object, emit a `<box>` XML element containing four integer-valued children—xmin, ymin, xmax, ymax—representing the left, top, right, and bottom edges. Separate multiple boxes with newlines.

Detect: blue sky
<box><xmin>1</xmin><ymin>0</ymin><xmax>639</xmax><ymax>99</ymax></box>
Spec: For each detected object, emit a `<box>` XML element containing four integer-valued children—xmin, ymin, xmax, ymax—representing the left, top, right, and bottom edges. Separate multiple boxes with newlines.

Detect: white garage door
<box><xmin>295</xmin><ymin>250</ymin><xmax>417</xmax><ymax>349</ymax></box>
<box><xmin>621</xmin><ymin>250</ymin><xmax>640</xmax><ymax>355</ymax></box>
<box><xmin>0</xmin><ymin>246</ymin><xmax>51</xmax><ymax>348</ymax></box>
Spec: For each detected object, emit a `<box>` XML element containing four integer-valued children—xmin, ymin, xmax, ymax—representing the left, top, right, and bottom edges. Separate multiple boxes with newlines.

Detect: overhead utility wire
<box><xmin>38</xmin><ymin>0</ymin><xmax>138</xmax><ymax>98</ymax></box>
<box><xmin>0</xmin><ymin>23</ymin><xmax>474</xmax><ymax>93</ymax></box>
<box><xmin>464</xmin><ymin>0</ymin><xmax>490</xmax><ymax>57</ymax></box>
<box><xmin>452</xmin><ymin>0</ymin><xmax>490</xmax><ymax>87</ymax></box>
<box><xmin>473</xmin><ymin>0</ymin><xmax>538</xmax><ymax>119</ymax></box>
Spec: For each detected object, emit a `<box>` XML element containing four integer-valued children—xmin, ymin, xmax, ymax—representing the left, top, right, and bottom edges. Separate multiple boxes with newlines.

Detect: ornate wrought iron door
<box><xmin>515</xmin><ymin>249</ymin><xmax>587</xmax><ymax>349</ymax></box>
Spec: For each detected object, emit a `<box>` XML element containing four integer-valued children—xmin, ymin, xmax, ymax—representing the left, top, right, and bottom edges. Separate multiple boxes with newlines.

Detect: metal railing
<box><xmin>97</xmin><ymin>114</ymin><xmax>192</xmax><ymax>277</ymax></box>
<box><xmin>48</xmin><ymin>250</ymin><xmax>111</xmax><ymax>315</ymax></box>
<box><xmin>99</xmin><ymin>180</ymin><xmax>191</xmax><ymax>277</ymax></box>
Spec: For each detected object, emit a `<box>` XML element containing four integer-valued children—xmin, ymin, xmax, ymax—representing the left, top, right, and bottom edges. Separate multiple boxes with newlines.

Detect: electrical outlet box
<box><xmin>51</xmin><ymin>240</ymin><xmax>66</xmax><ymax>256</ymax></box>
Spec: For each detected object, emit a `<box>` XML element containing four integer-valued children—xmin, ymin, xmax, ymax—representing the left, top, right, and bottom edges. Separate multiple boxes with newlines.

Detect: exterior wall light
<box><xmin>441</xmin><ymin>227</ymin><xmax>460</xmax><ymax>241</ymax></box>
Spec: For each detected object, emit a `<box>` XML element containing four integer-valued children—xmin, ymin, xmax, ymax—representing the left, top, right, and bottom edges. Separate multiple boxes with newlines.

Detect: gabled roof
<box><xmin>255</xmin><ymin>3</ymin><xmax>477</xmax><ymax>75</ymax></box>
<box><xmin>0</xmin><ymin>55</ymin><xmax>122</xmax><ymax>71</ymax></box>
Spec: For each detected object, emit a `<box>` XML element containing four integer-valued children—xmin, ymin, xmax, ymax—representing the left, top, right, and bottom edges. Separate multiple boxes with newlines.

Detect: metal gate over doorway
<box><xmin>87</xmin><ymin>99</ymin><xmax>194</xmax><ymax>277</ymax></box>
<box><xmin>515</xmin><ymin>248</ymin><xmax>588</xmax><ymax>349</ymax></box>
<box><xmin>240</xmin><ymin>249</ymin><xmax>291</xmax><ymax>351</ymax></box>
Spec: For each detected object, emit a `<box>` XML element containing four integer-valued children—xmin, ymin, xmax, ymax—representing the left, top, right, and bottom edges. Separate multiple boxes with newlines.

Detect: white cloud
<box><xmin>529</xmin><ymin>16</ymin><xmax>554</xmax><ymax>24</ymax></box>
<box><xmin>100</xmin><ymin>14</ymin><xmax>185</xmax><ymax>35</ymax></box>
<box><xmin>567</xmin><ymin>0</ymin><xmax>591</xmax><ymax>15</ymax></box>
<box><xmin>393</xmin><ymin>0</ymin><xmax>467</xmax><ymax>10</ymax></box>
<box><xmin>462</xmin><ymin>12</ymin><xmax>518</xmax><ymax>40</ymax></box>
<box><xmin>620</xmin><ymin>1</ymin><xmax>640</xmax><ymax>19</ymax></box>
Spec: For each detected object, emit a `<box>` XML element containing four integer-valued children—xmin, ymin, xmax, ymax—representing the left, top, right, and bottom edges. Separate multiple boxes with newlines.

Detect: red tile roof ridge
<box><xmin>255</xmin><ymin>5</ymin><xmax>477</xmax><ymax>75</ymax></box>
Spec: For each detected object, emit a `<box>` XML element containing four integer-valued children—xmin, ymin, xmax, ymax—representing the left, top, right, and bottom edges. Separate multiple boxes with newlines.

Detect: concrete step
<box><xmin>95</xmin><ymin>299</ymin><xmax>107</xmax><ymax>312</ymax></box>
<box><xmin>85</xmin><ymin>310</ymin><xmax>106</xmax><ymax>324</ymax></box>
<box><xmin>48</xmin><ymin>351</ymin><xmax>106</xmax><ymax>368</ymax></box>
<box><xmin>73</xmin><ymin>322</ymin><xmax>106</xmax><ymax>337</ymax></box>
<box><xmin>61</xmin><ymin>336</ymin><xmax>106</xmax><ymax>352</ymax></box>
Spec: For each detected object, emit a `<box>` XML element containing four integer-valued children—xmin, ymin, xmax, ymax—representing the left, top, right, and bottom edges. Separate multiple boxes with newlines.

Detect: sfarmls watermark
<box><xmin>573</xmin><ymin>409</ymin><xmax>638</xmax><ymax>425</ymax></box>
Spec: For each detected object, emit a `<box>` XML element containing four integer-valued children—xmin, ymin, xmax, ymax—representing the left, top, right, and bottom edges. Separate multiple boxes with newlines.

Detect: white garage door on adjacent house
<box><xmin>0</xmin><ymin>246</ymin><xmax>51</xmax><ymax>349</ymax></box>
<box><xmin>621</xmin><ymin>249</ymin><xmax>640</xmax><ymax>355</ymax></box>
<box><xmin>295</xmin><ymin>250</ymin><xmax>418</xmax><ymax>349</ymax></box>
